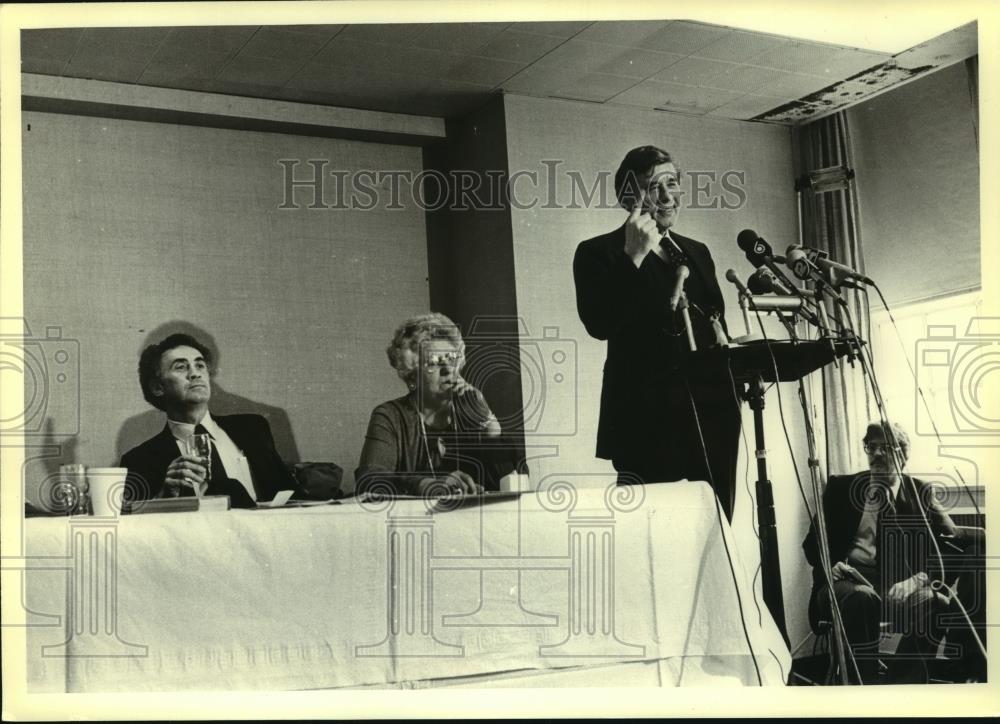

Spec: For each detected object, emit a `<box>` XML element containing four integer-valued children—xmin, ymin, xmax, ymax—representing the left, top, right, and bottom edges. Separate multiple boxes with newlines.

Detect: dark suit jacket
<box><xmin>120</xmin><ymin>413</ymin><xmax>298</xmax><ymax>510</ymax></box>
<box><xmin>573</xmin><ymin>224</ymin><xmax>728</xmax><ymax>461</ymax></box>
<box><xmin>802</xmin><ymin>472</ymin><xmax>960</xmax><ymax>630</ymax></box>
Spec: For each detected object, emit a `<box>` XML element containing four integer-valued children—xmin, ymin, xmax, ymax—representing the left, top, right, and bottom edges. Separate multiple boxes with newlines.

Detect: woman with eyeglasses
<box><xmin>355</xmin><ymin>312</ymin><xmax>508</xmax><ymax>498</ymax></box>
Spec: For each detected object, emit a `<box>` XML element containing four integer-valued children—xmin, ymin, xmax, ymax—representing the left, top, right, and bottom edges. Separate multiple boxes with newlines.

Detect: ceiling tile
<box><xmin>21</xmin><ymin>56</ymin><xmax>69</xmax><ymax>75</ymax></box>
<box><xmin>754</xmin><ymin>70</ymin><xmax>833</xmax><ymax>98</ymax></box>
<box><xmin>337</xmin><ymin>23</ymin><xmax>427</xmax><ymax>44</ymax></box>
<box><xmin>812</xmin><ymin>49</ymin><xmax>889</xmax><ymax>80</ymax></box>
<box><xmin>501</xmin><ymin>63</ymin><xmax>579</xmax><ymax>95</ymax></box>
<box><xmin>751</xmin><ymin>41</ymin><xmax>838</xmax><ymax>73</ymax></box>
<box><xmin>20</xmin><ymin>28</ymin><xmax>83</xmax><ymax>62</ymax></box>
<box><xmin>535</xmin><ymin>39</ymin><xmax>680</xmax><ymax>77</ymax></box>
<box><xmin>895</xmin><ymin>21</ymin><xmax>977</xmax><ymax>69</ymax></box>
<box><xmin>161</xmin><ymin>26</ymin><xmax>258</xmax><ymax>55</ymax></box>
<box><xmin>238</xmin><ymin>27</ymin><xmax>332</xmax><ymax>61</ymax></box>
<box><xmin>63</xmin><ymin>37</ymin><xmax>155</xmax><ymax>83</ymax></box>
<box><xmin>574</xmin><ymin>20</ymin><xmax>674</xmax><ymax>46</ymax></box>
<box><xmin>287</xmin><ymin>62</ymin><xmax>432</xmax><ymax>97</ymax></box>
<box><xmin>83</xmin><ymin>27</ymin><xmax>172</xmax><ymax>48</ymax></box>
<box><xmin>475</xmin><ymin>30</ymin><xmax>566</xmax><ymax>63</ymax></box>
<box><xmin>706</xmin><ymin>93</ymin><xmax>785</xmax><ymax>119</ymax></box>
<box><xmin>652</xmin><ymin>56</ymin><xmax>736</xmax><ymax>86</ymax></box>
<box><xmin>634</xmin><ymin>21</ymin><xmax>732</xmax><ymax>55</ymax></box>
<box><xmin>692</xmin><ymin>30</ymin><xmax>788</xmax><ymax>64</ymax></box>
<box><xmin>443</xmin><ymin>56</ymin><xmax>525</xmax><ymax>86</ymax></box>
<box><xmin>280</xmin><ymin>25</ymin><xmax>345</xmax><ymax>38</ymax></box>
<box><xmin>552</xmin><ymin>72</ymin><xmax>639</xmax><ymax>102</ymax></box>
<box><xmin>216</xmin><ymin>53</ymin><xmax>304</xmax><ymax>86</ymax></box>
<box><xmin>704</xmin><ymin>64</ymin><xmax>791</xmax><ymax>94</ymax></box>
<box><xmin>140</xmin><ymin>44</ymin><xmax>232</xmax><ymax>84</ymax></box>
<box><xmin>507</xmin><ymin>21</ymin><xmax>592</xmax><ymax>38</ymax></box>
<box><xmin>313</xmin><ymin>37</ymin><xmax>453</xmax><ymax>77</ymax></box>
<box><xmin>610</xmin><ymin>78</ymin><xmax>741</xmax><ymax>112</ymax></box>
<box><xmin>412</xmin><ymin>78</ymin><xmax>494</xmax><ymax>116</ymax></box>
<box><xmin>410</xmin><ymin>23</ymin><xmax>510</xmax><ymax>54</ymax></box>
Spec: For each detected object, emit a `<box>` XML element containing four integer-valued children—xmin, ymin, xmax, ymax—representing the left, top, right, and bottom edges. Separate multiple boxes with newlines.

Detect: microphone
<box><xmin>786</xmin><ymin>246</ymin><xmax>847</xmax><ymax>305</ymax></box>
<box><xmin>669</xmin><ymin>264</ymin><xmax>689</xmax><ymax>312</ymax></box>
<box><xmin>725</xmin><ymin>269</ymin><xmax>753</xmax><ymax>338</ymax></box>
<box><xmin>788</xmin><ymin>244</ymin><xmax>873</xmax><ymax>286</ymax></box>
<box><xmin>736</xmin><ymin>229</ymin><xmax>801</xmax><ymax>296</ymax></box>
<box><xmin>725</xmin><ymin>268</ymin><xmax>750</xmax><ymax>297</ymax></box>
<box><xmin>745</xmin><ymin>296</ymin><xmax>810</xmax><ymax>312</ymax></box>
<box><xmin>748</xmin><ymin>267</ymin><xmax>792</xmax><ymax>296</ymax></box>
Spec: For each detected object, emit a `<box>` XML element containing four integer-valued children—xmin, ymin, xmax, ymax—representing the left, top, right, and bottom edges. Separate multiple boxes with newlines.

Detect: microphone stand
<box><xmin>678</xmin><ymin>291</ymin><xmax>697</xmax><ymax>352</ymax></box>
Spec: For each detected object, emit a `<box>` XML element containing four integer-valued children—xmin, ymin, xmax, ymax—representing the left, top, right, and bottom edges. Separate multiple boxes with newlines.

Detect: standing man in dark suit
<box><xmin>802</xmin><ymin>421</ymin><xmax>969</xmax><ymax>683</ymax></box>
<box><xmin>121</xmin><ymin>333</ymin><xmax>299</xmax><ymax>510</ymax></box>
<box><xmin>573</xmin><ymin>145</ymin><xmax>740</xmax><ymax>520</ymax></box>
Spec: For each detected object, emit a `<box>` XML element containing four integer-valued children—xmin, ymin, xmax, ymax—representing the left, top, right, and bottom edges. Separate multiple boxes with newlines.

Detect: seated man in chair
<box><xmin>121</xmin><ymin>333</ymin><xmax>301</xmax><ymax>510</ymax></box>
<box><xmin>803</xmin><ymin>421</ymin><xmax>974</xmax><ymax>684</ymax></box>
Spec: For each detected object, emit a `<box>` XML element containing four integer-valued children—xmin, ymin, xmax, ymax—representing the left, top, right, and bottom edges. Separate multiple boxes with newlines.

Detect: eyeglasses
<box><xmin>422</xmin><ymin>351</ymin><xmax>463</xmax><ymax>369</ymax></box>
<box><xmin>863</xmin><ymin>441</ymin><xmax>902</xmax><ymax>455</ymax></box>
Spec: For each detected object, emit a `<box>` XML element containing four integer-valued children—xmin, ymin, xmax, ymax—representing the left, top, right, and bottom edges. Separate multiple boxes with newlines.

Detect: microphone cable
<box><xmin>867</xmin><ymin>282</ymin><xmax>982</xmax><ymax>518</ymax></box>
<box><xmin>682</xmin><ymin>374</ymin><xmax>765</xmax><ymax>686</ymax></box>
<box><xmin>749</xmin><ymin>305</ymin><xmax>863</xmax><ymax>683</ymax></box>
<box><xmin>727</xmin><ymin>356</ymin><xmax>765</xmax><ymax>628</ymax></box>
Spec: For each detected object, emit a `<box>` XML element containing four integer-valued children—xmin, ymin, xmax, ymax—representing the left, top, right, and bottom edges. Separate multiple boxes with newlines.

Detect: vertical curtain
<box><xmin>795</xmin><ymin>112</ymin><xmax>871</xmax><ymax>476</ymax></box>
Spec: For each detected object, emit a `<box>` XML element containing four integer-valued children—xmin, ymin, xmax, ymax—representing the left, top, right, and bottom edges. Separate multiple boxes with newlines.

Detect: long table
<box><xmin>21</xmin><ymin>480</ymin><xmax>789</xmax><ymax>691</ymax></box>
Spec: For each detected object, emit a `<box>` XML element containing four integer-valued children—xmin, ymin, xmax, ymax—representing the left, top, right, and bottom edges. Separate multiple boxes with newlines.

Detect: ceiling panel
<box><xmin>754</xmin><ymin>71</ymin><xmax>835</xmax><ymax>99</ymax></box>
<box><xmin>706</xmin><ymin>93</ymin><xmax>786</xmax><ymax>118</ymax></box>
<box><xmin>139</xmin><ymin>44</ymin><xmax>233</xmax><ymax>85</ymax></box>
<box><xmin>704</xmin><ymin>64</ymin><xmax>793</xmax><ymax>94</ymax></box>
<box><xmin>237</xmin><ymin>27</ymin><xmax>332</xmax><ymax>62</ymax></box>
<box><xmin>63</xmin><ymin>35</ymin><xmax>155</xmax><ymax>84</ymax></box>
<box><xmin>20</xmin><ymin>27</ymin><xmax>83</xmax><ymax>63</ymax></box>
<box><xmin>634</xmin><ymin>21</ymin><xmax>733</xmax><ymax>55</ymax></box>
<box><xmin>475</xmin><ymin>30</ymin><xmax>567</xmax><ymax>63</ymax></box>
<box><xmin>443</xmin><ymin>56</ymin><xmax>525</xmax><ymax>86</ymax></box>
<box><xmin>552</xmin><ymin>72</ymin><xmax>641</xmax><ymax>103</ymax></box>
<box><xmin>411</xmin><ymin>23</ymin><xmax>510</xmax><ymax>54</ymax></box>
<box><xmin>652</xmin><ymin>56</ymin><xmax>736</xmax><ymax>86</ymax></box>
<box><xmin>337</xmin><ymin>23</ymin><xmax>427</xmax><ymax>44</ymax></box>
<box><xmin>693</xmin><ymin>30</ymin><xmax>788</xmax><ymax>64</ymax></box>
<box><xmin>610</xmin><ymin>78</ymin><xmax>742</xmax><ymax>112</ymax></box>
<box><xmin>216</xmin><ymin>53</ymin><xmax>304</xmax><ymax>87</ymax></box>
<box><xmin>19</xmin><ymin>20</ymin><xmax>976</xmax><ymax>126</ymax></box>
<box><xmin>160</xmin><ymin>26</ymin><xmax>258</xmax><ymax>54</ymax></box>
<box><xmin>573</xmin><ymin>20</ymin><xmax>674</xmax><ymax>47</ymax></box>
<box><xmin>507</xmin><ymin>21</ymin><xmax>593</xmax><ymax>38</ymax></box>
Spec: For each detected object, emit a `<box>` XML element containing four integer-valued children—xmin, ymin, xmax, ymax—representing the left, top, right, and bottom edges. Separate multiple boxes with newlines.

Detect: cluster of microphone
<box><xmin>723</xmin><ymin>229</ymin><xmax>873</xmax><ymax>352</ymax></box>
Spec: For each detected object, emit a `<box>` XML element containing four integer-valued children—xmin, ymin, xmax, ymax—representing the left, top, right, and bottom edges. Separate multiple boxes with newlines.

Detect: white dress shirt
<box><xmin>167</xmin><ymin>413</ymin><xmax>258</xmax><ymax>502</ymax></box>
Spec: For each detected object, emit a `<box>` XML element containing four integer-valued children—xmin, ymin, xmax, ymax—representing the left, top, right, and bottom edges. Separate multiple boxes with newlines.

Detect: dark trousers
<box><xmin>613</xmin><ymin>382</ymin><xmax>741</xmax><ymax>521</ymax></box>
<box><xmin>812</xmin><ymin>561</ymin><xmax>943</xmax><ymax>683</ymax></box>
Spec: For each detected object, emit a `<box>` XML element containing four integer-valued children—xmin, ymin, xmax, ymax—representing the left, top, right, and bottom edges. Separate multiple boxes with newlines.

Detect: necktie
<box><xmin>194</xmin><ymin>424</ymin><xmax>227</xmax><ymax>495</ymax></box>
<box><xmin>659</xmin><ymin>235</ymin><xmax>688</xmax><ymax>266</ymax></box>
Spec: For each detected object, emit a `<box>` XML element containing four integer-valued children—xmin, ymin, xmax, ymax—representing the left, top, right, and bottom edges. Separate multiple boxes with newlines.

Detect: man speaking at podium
<box><xmin>573</xmin><ymin>145</ymin><xmax>740</xmax><ymax>520</ymax></box>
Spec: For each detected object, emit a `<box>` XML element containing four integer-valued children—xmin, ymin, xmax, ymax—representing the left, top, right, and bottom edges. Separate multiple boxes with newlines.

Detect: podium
<box><xmin>680</xmin><ymin>338</ymin><xmax>858</xmax><ymax>646</ymax></box>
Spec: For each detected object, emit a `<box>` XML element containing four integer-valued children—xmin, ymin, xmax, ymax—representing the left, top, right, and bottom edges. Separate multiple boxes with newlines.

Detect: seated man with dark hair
<box><xmin>121</xmin><ymin>333</ymin><xmax>299</xmax><ymax>510</ymax></box>
<box><xmin>802</xmin><ymin>421</ymin><xmax>974</xmax><ymax>683</ymax></box>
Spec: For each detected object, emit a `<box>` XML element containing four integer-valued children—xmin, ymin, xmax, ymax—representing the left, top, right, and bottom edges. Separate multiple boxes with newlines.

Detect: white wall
<box><xmin>22</xmin><ymin>111</ymin><xmax>429</xmax><ymax>498</ymax></box>
<box><xmin>501</xmin><ymin>94</ymin><xmax>815</xmax><ymax>649</ymax></box>
<box><xmin>849</xmin><ymin>61</ymin><xmax>980</xmax><ymax>306</ymax></box>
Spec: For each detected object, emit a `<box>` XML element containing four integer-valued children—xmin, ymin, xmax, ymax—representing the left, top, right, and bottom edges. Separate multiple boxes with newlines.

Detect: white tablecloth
<box><xmin>23</xmin><ymin>481</ymin><xmax>789</xmax><ymax>691</ymax></box>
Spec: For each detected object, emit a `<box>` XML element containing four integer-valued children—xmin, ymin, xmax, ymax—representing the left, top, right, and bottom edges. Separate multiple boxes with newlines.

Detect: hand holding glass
<box><xmin>188</xmin><ymin>433</ymin><xmax>212</xmax><ymax>494</ymax></box>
